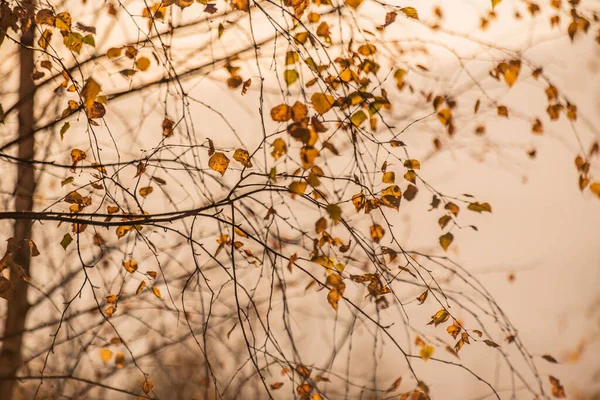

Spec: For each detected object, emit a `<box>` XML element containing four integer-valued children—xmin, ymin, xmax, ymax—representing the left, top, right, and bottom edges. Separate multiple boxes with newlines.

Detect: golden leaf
<box><xmin>123</xmin><ymin>259</ymin><xmax>138</xmax><ymax>273</ymax></box>
<box><xmin>400</xmin><ymin>7</ymin><xmax>419</xmax><ymax>19</ymax></box>
<box><xmin>439</xmin><ymin>232</ymin><xmax>454</xmax><ymax>251</ymax></box>
<box><xmin>81</xmin><ymin>78</ymin><xmax>101</xmax><ymax>117</ymax></box>
<box><xmin>55</xmin><ymin>12</ymin><xmax>71</xmax><ymax>31</ymax></box>
<box><xmin>139</xmin><ymin>186</ymin><xmax>153</xmax><ymax>197</ymax></box>
<box><xmin>136</xmin><ymin>57</ymin><xmax>151</xmax><ymax>71</ymax></box>
<box><xmin>420</xmin><ymin>345</ymin><xmax>434</xmax><ymax>361</ymax></box>
<box><xmin>300</xmin><ymin>146</ymin><xmax>319</xmax><ymax>169</ymax></box>
<box><xmin>100</xmin><ymin>348</ymin><xmax>113</xmax><ymax>363</ymax></box>
<box><xmin>382</xmin><ymin>171</ymin><xmax>395</xmax><ymax>184</ymax></box>
<box><xmin>107</xmin><ymin>47</ymin><xmax>122</xmax><ymax>59</ymax></box>
<box><xmin>208</xmin><ymin>152</ymin><xmax>230</xmax><ymax>176</ymax></box>
<box><xmin>403</xmin><ymin>159</ymin><xmax>420</xmax><ymax>170</ymax></box>
<box><xmin>437</xmin><ymin>109</ymin><xmax>452</xmax><ymax>126</ymax></box>
<box><xmin>141</xmin><ymin>379</ymin><xmax>154</xmax><ymax>394</ymax></box>
<box><xmin>416</xmin><ymin>290</ymin><xmax>428</xmax><ymax>304</ymax></box>
<box><xmin>151</xmin><ymin>286</ymin><xmax>162</xmax><ymax>298</ymax></box>
<box><xmin>428</xmin><ymin>309</ymin><xmax>450</xmax><ymax>326</ymax></box>
<box><xmin>71</xmin><ymin>149</ymin><xmax>87</xmax><ymax>165</ymax></box>
<box><xmin>288</xmin><ymin>181</ymin><xmax>307</xmax><ymax>196</ymax></box>
<box><xmin>105</xmin><ymin>305</ymin><xmax>116</xmax><ymax>317</ymax></box>
<box><xmin>467</xmin><ymin>202</ymin><xmax>492</xmax><ymax>213</ymax></box>
<box><xmin>590</xmin><ymin>182</ymin><xmax>600</xmax><ymax>198</ymax></box>
<box><xmin>344</xmin><ymin>0</ymin><xmax>363</xmax><ymax>9</ymax></box>
<box><xmin>352</xmin><ymin>192</ymin><xmax>365</xmax><ymax>212</ymax></box>
<box><xmin>106</xmin><ymin>294</ymin><xmax>117</xmax><ymax>303</ymax></box>
<box><xmin>233</xmin><ymin>148</ymin><xmax>252</xmax><ymax>168</ymax></box>
<box><xmin>370</xmin><ymin>224</ymin><xmax>385</xmax><ymax>243</ymax></box>
<box><xmin>136</xmin><ymin>281</ymin><xmax>147</xmax><ymax>294</ymax></box>
<box><xmin>38</xmin><ymin>29</ymin><xmax>53</xmax><ymax>50</ymax></box>
<box><xmin>311</xmin><ymin>93</ymin><xmax>335</xmax><ymax>115</ymax></box>
<box><xmin>315</xmin><ymin>217</ymin><xmax>328</xmax><ymax>234</ymax></box>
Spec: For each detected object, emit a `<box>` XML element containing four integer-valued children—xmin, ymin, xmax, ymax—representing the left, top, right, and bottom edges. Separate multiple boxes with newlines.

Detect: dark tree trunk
<box><xmin>0</xmin><ymin>0</ymin><xmax>37</xmax><ymax>398</ymax></box>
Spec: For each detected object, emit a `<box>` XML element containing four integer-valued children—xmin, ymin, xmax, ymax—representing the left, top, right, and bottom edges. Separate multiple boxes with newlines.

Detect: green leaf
<box><xmin>283</xmin><ymin>69</ymin><xmax>299</xmax><ymax>86</ymax></box>
<box><xmin>60</xmin><ymin>122</ymin><xmax>70</xmax><ymax>140</ymax></box>
<box><xmin>60</xmin><ymin>233</ymin><xmax>73</xmax><ymax>250</ymax></box>
<box><xmin>82</xmin><ymin>34</ymin><xmax>95</xmax><ymax>47</ymax></box>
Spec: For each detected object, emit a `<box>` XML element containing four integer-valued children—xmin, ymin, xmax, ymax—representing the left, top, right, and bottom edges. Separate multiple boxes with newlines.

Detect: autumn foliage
<box><xmin>0</xmin><ymin>0</ymin><xmax>599</xmax><ymax>398</ymax></box>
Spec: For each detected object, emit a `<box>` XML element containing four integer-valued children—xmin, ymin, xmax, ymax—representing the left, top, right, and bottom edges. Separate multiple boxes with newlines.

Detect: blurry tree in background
<box><xmin>0</xmin><ymin>0</ymin><xmax>599</xmax><ymax>398</ymax></box>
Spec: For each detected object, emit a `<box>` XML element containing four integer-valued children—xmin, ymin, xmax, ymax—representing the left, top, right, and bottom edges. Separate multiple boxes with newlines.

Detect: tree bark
<box><xmin>0</xmin><ymin>0</ymin><xmax>37</xmax><ymax>398</ymax></box>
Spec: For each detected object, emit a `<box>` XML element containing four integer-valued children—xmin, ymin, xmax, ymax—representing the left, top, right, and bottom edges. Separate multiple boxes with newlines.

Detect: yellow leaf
<box><xmin>370</xmin><ymin>224</ymin><xmax>385</xmax><ymax>243</ymax></box>
<box><xmin>300</xmin><ymin>146</ymin><xmax>319</xmax><ymax>169</ymax></box>
<box><xmin>350</xmin><ymin>110</ymin><xmax>367</xmax><ymax>126</ymax></box>
<box><xmin>311</xmin><ymin>93</ymin><xmax>335</xmax><ymax>115</ymax></box>
<box><xmin>123</xmin><ymin>259</ymin><xmax>138</xmax><ymax>273</ymax></box>
<box><xmin>71</xmin><ymin>148</ymin><xmax>86</xmax><ymax>165</ymax></box>
<box><xmin>55</xmin><ymin>12</ymin><xmax>71</xmax><ymax>31</ymax></box>
<box><xmin>344</xmin><ymin>0</ymin><xmax>363</xmax><ymax>9</ymax></box>
<box><xmin>400</xmin><ymin>7</ymin><xmax>419</xmax><ymax>19</ymax></box>
<box><xmin>136</xmin><ymin>57</ymin><xmax>151</xmax><ymax>71</ymax></box>
<box><xmin>116</xmin><ymin>225</ymin><xmax>132</xmax><ymax>239</ymax></box>
<box><xmin>151</xmin><ymin>286</ymin><xmax>162</xmax><ymax>298</ymax></box>
<box><xmin>357</xmin><ymin>44</ymin><xmax>377</xmax><ymax>56</ymax></box>
<box><xmin>139</xmin><ymin>186</ymin><xmax>153</xmax><ymax>197</ymax></box>
<box><xmin>233</xmin><ymin>148</ymin><xmax>252</xmax><ymax>168</ymax></box>
<box><xmin>99</xmin><ymin>348</ymin><xmax>113</xmax><ymax>364</ymax></box>
<box><xmin>439</xmin><ymin>232</ymin><xmax>454</xmax><ymax>251</ymax></box>
<box><xmin>403</xmin><ymin>159</ymin><xmax>420</xmax><ymax>170</ymax></box>
<box><xmin>428</xmin><ymin>309</ymin><xmax>449</xmax><ymax>326</ymax></box>
<box><xmin>208</xmin><ymin>152</ymin><xmax>230</xmax><ymax>176</ymax></box>
<box><xmin>288</xmin><ymin>181</ymin><xmax>307</xmax><ymax>195</ymax></box>
<box><xmin>271</xmin><ymin>138</ymin><xmax>287</xmax><ymax>160</ymax></box>
<box><xmin>467</xmin><ymin>202</ymin><xmax>492</xmax><ymax>213</ymax></box>
<box><xmin>437</xmin><ymin>108</ymin><xmax>452</xmax><ymax>126</ymax></box>
<box><xmin>590</xmin><ymin>182</ymin><xmax>600</xmax><ymax>198</ymax></box>
<box><xmin>311</xmin><ymin>255</ymin><xmax>335</xmax><ymax>269</ymax></box>
<box><xmin>136</xmin><ymin>281</ymin><xmax>147</xmax><ymax>294</ymax></box>
<box><xmin>81</xmin><ymin>78</ymin><xmax>101</xmax><ymax>117</ymax></box>
<box><xmin>141</xmin><ymin>379</ymin><xmax>154</xmax><ymax>394</ymax></box>
<box><xmin>107</xmin><ymin>47</ymin><xmax>122</xmax><ymax>59</ymax></box>
<box><xmin>352</xmin><ymin>192</ymin><xmax>365</xmax><ymax>212</ymax></box>
<box><xmin>105</xmin><ymin>305</ymin><xmax>116</xmax><ymax>317</ymax></box>
<box><xmin>447</xmin><ymin>323</ymin><xmax>462</xmax><ymax>339</ymax></box>
<box><xmin>420</xmin><ymin>345</ymin><xmax>434</xmax><ymax>361</ymax></box>
<box><xmin>38</xmin><ymin>29</ymin><xmax>53</xmax><ymax>50</ymax></box>
<box><xmin>270</xmin><ymin>104</ymin><xmax>291</xmax><ymax>122</ymax></box>
<box><xmin>491</xmin><ymin>0</ymin><xmax>502</xmax><ymax>8</ymax></box>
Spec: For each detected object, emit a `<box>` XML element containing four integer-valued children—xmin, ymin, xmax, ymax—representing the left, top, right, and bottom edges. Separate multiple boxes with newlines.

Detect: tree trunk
<box><xmin>0</xmin><ymin>0</ymin><xmax>37</xmax><ymax>397</ymax></box>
